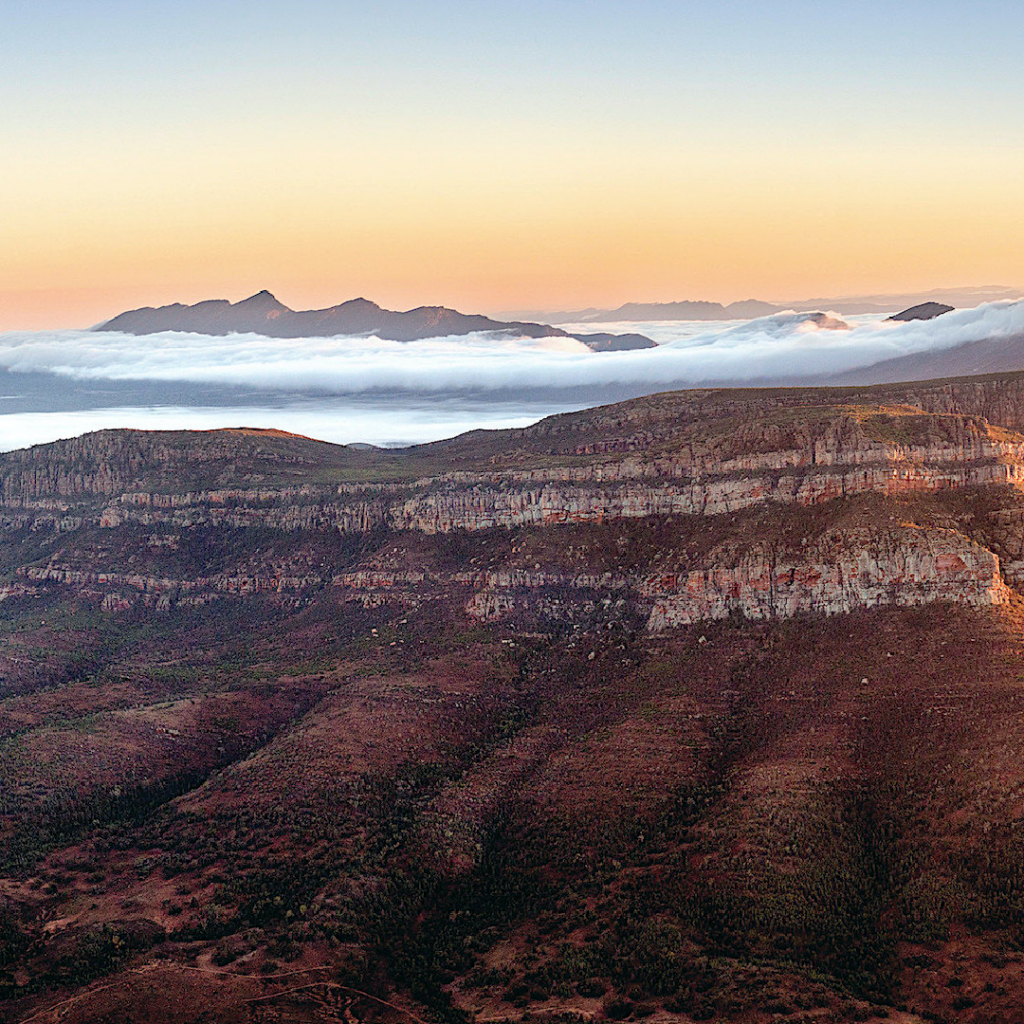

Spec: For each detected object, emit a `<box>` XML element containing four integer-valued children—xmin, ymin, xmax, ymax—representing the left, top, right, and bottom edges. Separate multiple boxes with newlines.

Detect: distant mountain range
<box><xmin>578</xmin><ymin>298</ymin><xmax>785</xmax><ymax>322</ymax></box>
<box><xmin>516</xmin><ymin>298</ymin><xmax>787</xmax><ymax>324</ymax></box>
<box><xmin>82</xmin><ymin>290</ymin><xmax>1024</xmax><ymax>397</ymax></box>
<box><xmin>95</xmin><ymin>291</ymin><xmax>656</xmax><ymax>352</ymax></box>
<box><xmin>97</xmin><ymin>289</ymin><xmax>1022</xmax><ymax>351</ymax></box>
<box><xmin>513</xmin><ymin>286</ymin><xmax>1020</xmax><ymax>323</ymax></box>
<box><xmin>787</xmin><ymin>286</ymin><xmax>1020</xmax><ymax>317</ymax></box>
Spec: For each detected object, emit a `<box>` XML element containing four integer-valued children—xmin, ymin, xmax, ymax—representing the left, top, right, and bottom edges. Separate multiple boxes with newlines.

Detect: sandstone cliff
<box><xmin>7</xmin><ymin>378</ymin><xmax>1024</xmax><ymax>628</ymax></box>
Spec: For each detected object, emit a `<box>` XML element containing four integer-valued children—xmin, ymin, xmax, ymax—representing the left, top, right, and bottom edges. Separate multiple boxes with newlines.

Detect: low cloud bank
<box><xmin>0</xmin><ymin>301</ymin><xmax>1022</xmax><ymax>395</ymax></box>
<box><xmin>0</xmin><ymin>397</ymin><xmax>586</xmax><ymax>453</ymax></box>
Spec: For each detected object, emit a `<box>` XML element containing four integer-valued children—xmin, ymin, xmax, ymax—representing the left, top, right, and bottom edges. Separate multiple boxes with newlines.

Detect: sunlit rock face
<box><xmin>643</xmin><ymin>527</ymin><xmax>1009</xmax><ymax>629</ymax></box>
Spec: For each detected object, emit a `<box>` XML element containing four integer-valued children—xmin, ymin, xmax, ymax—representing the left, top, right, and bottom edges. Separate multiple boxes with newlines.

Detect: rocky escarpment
<box><xmin>7</xmin><ymin>382</ymin><xmax>1024</xmax><ymax>629</ymax></box>
<box><xmin>5</xmin><ymin>415</ymin><xmax>1024</xmax><ymax>534</ymax></box>
<box><xmin>330</xmin><ymin>522</ymin><xmax>1013</xmax><ymax>630</ymax></box>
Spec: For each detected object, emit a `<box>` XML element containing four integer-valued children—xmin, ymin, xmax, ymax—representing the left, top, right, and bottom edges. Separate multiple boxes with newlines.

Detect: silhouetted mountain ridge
<box><xmin>96</xmin><ymin>292</ymin><xmax>656</xmax><ymax>351</ymax></box>
<box><xmin>512</xmin><ymin>287</ymin><xmax>1021</xmax><ymax>323</ymax></box>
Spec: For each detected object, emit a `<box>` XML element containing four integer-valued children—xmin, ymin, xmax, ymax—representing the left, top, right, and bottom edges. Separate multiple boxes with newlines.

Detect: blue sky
<box><xmin>7</xmin><ymin>1</ymin><xmax>1023</xmax><ymax>140</ymax></box>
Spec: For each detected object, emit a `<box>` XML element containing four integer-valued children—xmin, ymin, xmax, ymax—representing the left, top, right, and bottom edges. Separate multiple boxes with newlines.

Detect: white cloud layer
<box><xmin>2</xmin><ymin>302</ymin><xmax>1024</xmax><ymax>451</ymax></box>
<box><xmin>1</xmin><ymin>301</ymin><xmax>1022</xmax><ymax>394</ymax></box>
<box><xmin>0</xmin><ymin>399</ymin><xmax>586</xmax><ymax>454</ymax></box>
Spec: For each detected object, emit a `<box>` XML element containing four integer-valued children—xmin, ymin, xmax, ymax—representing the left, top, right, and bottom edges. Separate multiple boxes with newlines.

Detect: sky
<box><xmin>3</xmin><ymin>0</ymin><xmax>1024</xmax><ymax>328</ymax></box>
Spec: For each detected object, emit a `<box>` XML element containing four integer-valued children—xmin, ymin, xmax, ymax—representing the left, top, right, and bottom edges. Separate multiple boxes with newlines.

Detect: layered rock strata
<box><xmin>5</xmin><ymin>391</ymin><xmax>1024</xmax><ymax>628</ymax></box>
<box><xmin>643</xmin><ymin>526</ymin><xmax>1009</xmax><ymax>628</ymax></box>
<box><xmin>3</xmin><ymin>433</ymin><xmax>1023</xmax><ymax>537</ymax></box>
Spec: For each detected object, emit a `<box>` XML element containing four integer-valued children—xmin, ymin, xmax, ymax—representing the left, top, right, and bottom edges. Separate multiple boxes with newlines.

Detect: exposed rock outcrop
<box><xmin>644</xmin><ymin>526</ymin><xmax>1008</xmax><ymax>628</ymax></box>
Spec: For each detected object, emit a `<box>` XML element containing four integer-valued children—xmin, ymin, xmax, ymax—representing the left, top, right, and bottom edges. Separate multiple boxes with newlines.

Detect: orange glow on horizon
<box><xmin>2</xmin><ymin>133</ymin><xmax>1023</xmax><ymax>329</ymax></box>
<box><xmin>5</xmin><ymin>3</ymin><xmax>1024</xmax><ymax>331</ymax></box>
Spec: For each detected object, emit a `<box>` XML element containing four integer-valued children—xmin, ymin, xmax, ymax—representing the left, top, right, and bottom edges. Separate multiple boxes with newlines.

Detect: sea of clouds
<box><xmin>0</xmin><ymin>300</ymin><xmax>1022</xmax><ymax>450</ymax></box>
<box><xmin>0</xmin><ymin>399</ymin><xmax>586</xmax><ymax>454</ymax></box>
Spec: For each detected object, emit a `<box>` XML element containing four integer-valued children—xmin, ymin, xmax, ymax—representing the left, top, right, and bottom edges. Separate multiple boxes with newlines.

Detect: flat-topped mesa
<box><xmin>4</xmin><ymin>404</ymin><xmax>1022</xmax><ymax>525</ymax></box>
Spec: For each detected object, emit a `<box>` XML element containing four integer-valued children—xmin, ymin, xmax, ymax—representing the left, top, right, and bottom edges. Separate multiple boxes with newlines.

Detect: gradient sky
<box><xmin>3</xmin><ymin>0</ymin><xmax>1024</xmax><ymax>327</ymax></box>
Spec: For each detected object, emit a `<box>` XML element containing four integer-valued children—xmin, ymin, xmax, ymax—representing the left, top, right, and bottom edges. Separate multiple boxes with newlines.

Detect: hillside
<box><xmin>8</xmin><ymin>377</ymin><xmax>1024</xmax><ymax>1021</ymax></box>
<box><xmin>831</xmin><ymin>332</ymin><xmax>1024</xmax><ymax>385</ymax></box>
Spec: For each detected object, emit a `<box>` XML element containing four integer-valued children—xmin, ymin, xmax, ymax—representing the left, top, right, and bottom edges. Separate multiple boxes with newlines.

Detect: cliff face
<box><xmin>5</xmin><ymin>418</ymin><xmax>1023</xmax><ymax>528</ymax></box>
<box><xmin>644</xmin><ymin>526</ymin><xmax>1009</xmax><ymax>628</ymax></box>
<box><xmin>7</xmin><ymin>379</ymin><xmax>1024</xmax><ymax>629</ymax></box>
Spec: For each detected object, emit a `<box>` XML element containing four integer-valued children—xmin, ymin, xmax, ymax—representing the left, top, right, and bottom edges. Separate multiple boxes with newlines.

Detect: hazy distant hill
<box><xmin>520</xmin><ymin>298</ymin><xmax>786</xmax><ymax>323</ymax></box>
<box><xmin>830</xmin><ymin>330</ymin><xmax>1024</xmax><ymax>384</ymax></box>
<box><xmin>787</xmin><ymin>286</ymin><xmax>1020</xmax><ymax>316</ymax></box>
<box><xmin>596</xmin><ymin>298</ymin><xmax>785</xmax><ymax>321</ymax></box>
<box><xmin>517</xmin><ymin>286</ymin><xmax>1021</xmax><ymax>323</ymax></box>
<box><xmin>95</xmin><ymin>291</ymin><xmax>656</xmax><ymax>351</ymax></box>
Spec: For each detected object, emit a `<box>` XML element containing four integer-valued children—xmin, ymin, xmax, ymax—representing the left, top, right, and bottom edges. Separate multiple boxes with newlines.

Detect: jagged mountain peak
<box><xmin>327</xmin><ymin>297</ymin><xmax>383</xmax><ymax>312</ymax></box>
<box><xmin>233</xmin><ymin>289</ymin><xmax>291</xmax><ymax>312</ymax></box>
